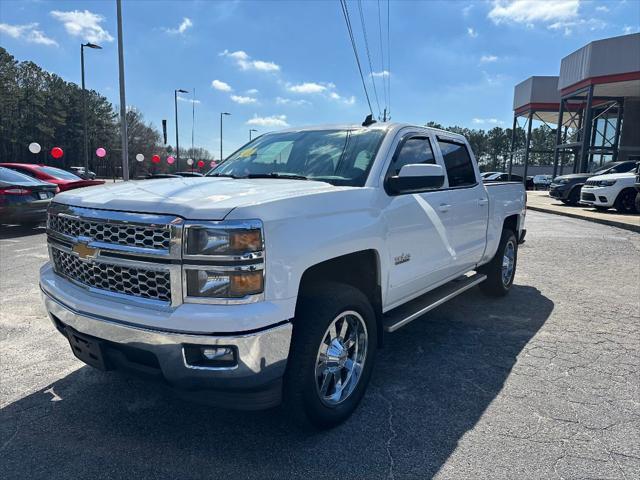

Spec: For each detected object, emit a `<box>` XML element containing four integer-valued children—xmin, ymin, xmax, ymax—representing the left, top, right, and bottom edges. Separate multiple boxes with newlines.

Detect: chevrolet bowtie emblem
<box><xmin>72</xmin><ymin>243</ymin><xmax>98</xmax><ymax>260</ymax></box>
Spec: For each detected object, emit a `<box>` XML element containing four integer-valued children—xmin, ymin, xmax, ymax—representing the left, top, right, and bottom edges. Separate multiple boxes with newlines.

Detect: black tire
<box><xmin>614</xmin><ymin>188</ymin><xmax>638</xmax><ymax>214</ymax></box>
<box><xmin>635</xmin><ymin>192</ymin><xmax>640</xmax><ymax>214</ymax></box>
<box><xmin>566</xmin><ymin>186</ymin><xmax>581</xmax><ymax>206</ymax></box>
<box><xmin>594</xmin><ymin>206</ymin><xmax>609</xmax><ymax>212</ymax></box>
<box><xmin>478</xmin><ymin>229</ymin><xmax>518</xmax><ymax>297</ymax></box>
<box><xmin>283</xmin><ymin>283</ymin><xmax>377</xmax><ymax>430</ymax></box>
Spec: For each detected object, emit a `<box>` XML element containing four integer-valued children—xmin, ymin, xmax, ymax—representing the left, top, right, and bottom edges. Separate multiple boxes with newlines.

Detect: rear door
<box><xmin>381</xmin><ymin>132</ymin><xmax>458</xmax><ymax>307</ymax></box>
<box><xmin>436</xmin><ymin>136</ymin><xmax>488</xmax><ymax>272</ymax></box>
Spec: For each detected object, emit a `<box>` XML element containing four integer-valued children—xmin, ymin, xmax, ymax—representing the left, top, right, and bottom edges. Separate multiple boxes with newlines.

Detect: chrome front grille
<box><xmin>51</xmin><ymin>248</ymin><xmax>172</xmax><ymax>302</ymax></box>
<box><xmin>48</xmin><ymin>213</ymin><xmax>171</xmax><ymax>250</ymax></box>
<box><xmin>585</xmin><ymin>180</ymin><xmax>599</xmax><ymax>186</ymax></box>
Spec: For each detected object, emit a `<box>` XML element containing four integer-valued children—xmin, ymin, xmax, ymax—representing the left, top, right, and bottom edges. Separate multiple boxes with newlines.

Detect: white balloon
<box><xmin>28</xmin><ymin>142</ymin><xmax>41</xmax><ymax>154</ymax></box>
<box><xmin>136</xmin><ymin>153</ymin><xmax>144</xmax><ymax>162</ymax></box>
<box><xmin>186</xmin><ymin>158</ymin><xmax>194</xmax><ymax>166</ymax></box>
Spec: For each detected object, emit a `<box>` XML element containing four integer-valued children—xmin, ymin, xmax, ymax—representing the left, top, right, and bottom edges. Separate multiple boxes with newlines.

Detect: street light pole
<box><xmin>174</xmin><ymin>88</ymin><xmax>188</xmax><ymax>170</ymax></box>
<box><xmin>249</xmin><ymin>129</ymin><xmax>257</xmax><ymax>141</ymax></box>
<box><xmin>80</xmin><ymin>42</ymin><xmax>102</xmax><ymax>175</ymax></box>
<box><xmin>115</xmin><ymin>0</ymin><xmax>129</xmax><ymax>181</ymax></box>
<box><xmin>220</xmin><ymin>112</ymin><xmax>231</xmax><ymax>161</ymax></box>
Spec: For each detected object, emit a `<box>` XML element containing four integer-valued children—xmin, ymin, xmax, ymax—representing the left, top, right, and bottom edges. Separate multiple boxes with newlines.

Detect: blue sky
<box><xmin>1</xmin><ymin>0</ymin><xmax>639</xmax><ymax>157</ymax></box>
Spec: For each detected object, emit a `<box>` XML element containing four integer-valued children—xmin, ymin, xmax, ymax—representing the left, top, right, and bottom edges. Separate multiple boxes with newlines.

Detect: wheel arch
<box><xmin>296</xmin><ymin>249</ymin><xmax>384</xmax><ymax>347</ymax></box>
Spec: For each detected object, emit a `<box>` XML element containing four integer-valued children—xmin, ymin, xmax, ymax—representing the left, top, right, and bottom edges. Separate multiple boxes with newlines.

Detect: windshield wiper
<box><xmin>208</xmin><ymin>173</ymin><xmax>238</xmax><ymax>178</ymax></box>
<box><xmin>245</xmin><ymin>173</ymin><xmax>309</xmax><ymax>180</ymax></box>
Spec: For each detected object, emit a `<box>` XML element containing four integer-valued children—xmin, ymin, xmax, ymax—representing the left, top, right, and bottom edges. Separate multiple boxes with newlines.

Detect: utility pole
<box><xmin>174</xmin><ymin>88</ymin><xmax>188</xmax><ymax>170</ymax></box>
<box><xmin>81</xmin><ymin>42</ymin><xmax>102</xmax><ymax>175</ymax></box>
<box><xmin>220</xmin><ymin>112</ymin><xmax>231</xmax><ymax>161</ymax></box>
<box><xmin>116</xmin><ymin>0</ymin><xmax>129</xmax><ymax>181</ymax></box>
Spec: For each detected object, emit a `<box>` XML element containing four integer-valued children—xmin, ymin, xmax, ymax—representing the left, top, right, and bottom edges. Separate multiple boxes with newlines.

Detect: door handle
<box><xmin>478</xmin><ymin>198</ymin><xmax>489</xmax><ymax>206</ymax></box>
<box><xmin>438</xmin><ymin>203</ymin><xmax>451</xmax><ymax>212</ymax></box>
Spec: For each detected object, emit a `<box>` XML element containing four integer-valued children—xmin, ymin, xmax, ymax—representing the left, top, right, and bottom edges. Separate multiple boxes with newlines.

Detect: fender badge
<box><xmin>394</xmin><ymin>253</ymin><xmax>411</xmax><ymax>265</ymax></box>
<box><xmin>72</xmin><ymin>243</ymin><xmax>98</xmax><ymax>260</ymax></box>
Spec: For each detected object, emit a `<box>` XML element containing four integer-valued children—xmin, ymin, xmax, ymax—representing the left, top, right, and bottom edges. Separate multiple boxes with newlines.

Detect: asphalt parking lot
<box><xmin>1</xmin><ymin>211</ymin><xmax>639</xmax><ymax>480</ymax></box>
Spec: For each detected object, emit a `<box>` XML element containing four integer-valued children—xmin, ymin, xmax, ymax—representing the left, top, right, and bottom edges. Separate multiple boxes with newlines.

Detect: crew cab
<box><xmin>40</xmin><ymin>123</ymin><xmax>526</xmax><ymax>428</ymax></box>
<box><xmin>580</xmin><ymin>169</ymin><xmax>639</xmax><ymax>213</ymax></box>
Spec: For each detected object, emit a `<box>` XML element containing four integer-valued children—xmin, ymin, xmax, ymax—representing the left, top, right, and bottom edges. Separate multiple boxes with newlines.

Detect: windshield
<box><xmin>208</xmin><ymin>128</ymin><xmax>386</xmax><ymax>186</ymax></box>
<box><xmin>39</xmin><ymin>166</ymin><xmax>81</xmax><ymax>180</ymax></box>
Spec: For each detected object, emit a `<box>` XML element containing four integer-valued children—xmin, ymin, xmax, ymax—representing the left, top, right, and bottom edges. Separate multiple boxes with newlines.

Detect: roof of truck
<box><xmin>275</xmin><ymin>122</ymin><xmax>464</xmax><ymax>138</ymax></box>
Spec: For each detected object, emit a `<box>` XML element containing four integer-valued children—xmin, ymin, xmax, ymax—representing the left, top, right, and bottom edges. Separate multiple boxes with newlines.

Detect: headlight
<box><xmin>184</xmin><ymin>223</ymin><xmax>263</xmax><ymax>256</ymax></box>
<box><xmin>185</xmin><ymin>268</ymin><xmax>264</xmax><ymax>299</ymax></box>
<box><xmin>182</xmin><ymin>220</ymin><xmax>265</xmax><ymax>303</ymax></box>
<box><xmin>598</xmin><ymin>180</ymin><xmax>616</xmax><ymax>187</ymax></box>
<box><xmin>553</xmin><ymin>178</ymin><xmax>569</xmax><ymax>185</ymax></box>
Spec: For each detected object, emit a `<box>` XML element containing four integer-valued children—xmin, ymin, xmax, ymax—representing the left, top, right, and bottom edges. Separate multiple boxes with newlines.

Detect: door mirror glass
<box><xmin>387</xmin><ymin>164</ymin><xmax>445</xmax><ymax>195</ymax></box>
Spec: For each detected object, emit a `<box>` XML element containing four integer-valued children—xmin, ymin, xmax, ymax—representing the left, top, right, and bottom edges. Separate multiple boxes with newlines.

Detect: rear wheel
<box><xmin>479</xmin><ymin>229</ymin><xmax>518</xmax><ymax>297</ymax></box>
<box><xmin>635</xmin><ymin>192</ymin><xmax>640</xmax><ymax>213</ymax></box>
<box><xmin>614</xmin><ymin>188</ymin><xmax>638</xmax><ymax>214</ymax></box>
<box><xmin>566</xmin><ymin>187</ymin><xmax>581</xmax><ymax>206</ymax></box>
<box><xmin>283</xmin><ymin>283</ymin><xmax>377</xmax><ymax>429</ymax></box>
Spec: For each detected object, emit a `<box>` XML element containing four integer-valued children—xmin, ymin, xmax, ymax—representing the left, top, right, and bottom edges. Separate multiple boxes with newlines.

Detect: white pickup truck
<box><xmin>40</xmin><ymin>122</ymin><xmax>526</xmax><ymax>428</ymax></box>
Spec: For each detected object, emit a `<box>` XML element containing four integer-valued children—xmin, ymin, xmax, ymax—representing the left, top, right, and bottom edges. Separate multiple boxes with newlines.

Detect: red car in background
<box><xmin>0</xmin><ymin>164</ymin><xmax>105</xmax><ymax>192</ymax></box>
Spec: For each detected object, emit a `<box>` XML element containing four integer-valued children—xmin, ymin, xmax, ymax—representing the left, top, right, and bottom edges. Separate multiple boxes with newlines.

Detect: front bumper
<box><xmin>580</xmin><ymin>186</ymin><xmax>614</xmax><ymax>207</ymax></box>
<box><xmin>41</xmin><ymin>279</ymin><xmax>293</xmax><ymax>410</ymax></box>
<box><xmin>549</xmin><ymin>185</ymin><xmax>570</xmax><ymax>199</ymax></box>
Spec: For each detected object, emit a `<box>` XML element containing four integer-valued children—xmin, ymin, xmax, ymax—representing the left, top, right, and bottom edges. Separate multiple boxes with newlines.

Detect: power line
<box><xmin>357</xmin><ymin>0</ymin><xmax>381</xmax><ymax>119</ymax></box>
<box><xmin>339</xmin><ymin>0</ymin><xmax>373</xmax><ymax>116</ymax></box>
<box><xmin>377</xmin><ymin>0</ymin><xmax>388</xmax><ymax>119</ymax></box>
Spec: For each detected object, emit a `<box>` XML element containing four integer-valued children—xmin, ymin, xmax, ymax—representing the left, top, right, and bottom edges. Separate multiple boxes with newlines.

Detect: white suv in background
<box><xmin>580</xmin><ymin>170</ymin><xmax>638</xmax><ymax>213</ymax></box>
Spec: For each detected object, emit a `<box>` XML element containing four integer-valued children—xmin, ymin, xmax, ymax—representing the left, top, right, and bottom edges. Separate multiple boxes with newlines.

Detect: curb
<box><xmin>527</xmin><ymin>205</ymin><xmax>640</xmax><ymax>233</ymax></box>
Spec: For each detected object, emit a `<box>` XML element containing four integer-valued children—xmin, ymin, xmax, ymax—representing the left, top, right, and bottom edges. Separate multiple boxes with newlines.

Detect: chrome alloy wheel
<box><xmin>502</xmin><ymin>240</ymin><xmax>516</xmax><ymax>286</ymax></box>
<box><xmin>315</xmin><ymin>311</ymin><xmax>368</xmax><ymax>406</ymax></box>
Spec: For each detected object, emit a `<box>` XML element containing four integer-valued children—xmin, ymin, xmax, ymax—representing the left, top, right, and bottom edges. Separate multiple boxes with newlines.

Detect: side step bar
<box><xmin>382</xmin><ymin>272</ymin><xmax>487</xmax><ymax>333</ymax></box>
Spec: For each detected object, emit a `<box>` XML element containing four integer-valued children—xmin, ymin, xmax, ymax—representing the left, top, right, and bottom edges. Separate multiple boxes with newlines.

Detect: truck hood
<box><xmin>587</xmin><ymin>172</ymin><xmax>635</xmax><ymax>182</ymax></box>
<box><xmin>53</xmin><ymin>177</ymin><xmax>339</xmax><ymax>220</ymax></box>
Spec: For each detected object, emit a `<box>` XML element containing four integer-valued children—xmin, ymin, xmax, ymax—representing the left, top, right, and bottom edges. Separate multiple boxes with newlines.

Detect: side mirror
<box><xmin>386</xmin><ymin>164</ymin><xmax>445</xmax><ymax>195</ymax></box>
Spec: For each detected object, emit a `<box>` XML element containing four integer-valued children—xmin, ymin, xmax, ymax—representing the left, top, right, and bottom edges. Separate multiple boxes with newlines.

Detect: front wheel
<box><xmin>614</xmin><ymin>188</ymin><xmax>638</xmax><ymax>214</ymax></box>
<box><xmin>283</xmin><ymin>283</ymin><xmax>377</xmax><ymax>430</ymax></box>
<box><xmin>479</xmin><ymin>228</ymin><xmax>518</xmax><ymax>297</ymax></box>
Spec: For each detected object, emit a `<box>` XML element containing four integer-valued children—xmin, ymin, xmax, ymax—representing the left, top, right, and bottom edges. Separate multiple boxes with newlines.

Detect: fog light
<box><xmin>202</xmin><ymin>347</ymin><xmax>234</xmax><ymax>361</ymax></box>
<box><xmin>183</xmin><ymin>344</ymin><xmax>237</xmax><ymax>369</ymax></box>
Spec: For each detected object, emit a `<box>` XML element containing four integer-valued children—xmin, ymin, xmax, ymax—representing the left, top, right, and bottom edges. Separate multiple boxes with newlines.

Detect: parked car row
<box><xmin>0</xmin><ymin>163</ymin><xmax>105</xmax><ymax>226</ymax></box>
<box><xmin>481</xmin><ymin>172</ymin><xmax>534</xmax><ymax>190</ymax></box>
<box><xmin>549</xmin><ymin>160</ymin><xmax>639</xmax><ymax>214</ymax></box>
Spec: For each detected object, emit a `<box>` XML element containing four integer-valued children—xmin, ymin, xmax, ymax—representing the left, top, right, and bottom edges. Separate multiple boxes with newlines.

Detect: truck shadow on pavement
<box><xmin>1</xmin><ymin>285</ymin><xmax>553</xmax><ymax>480</ymax></box>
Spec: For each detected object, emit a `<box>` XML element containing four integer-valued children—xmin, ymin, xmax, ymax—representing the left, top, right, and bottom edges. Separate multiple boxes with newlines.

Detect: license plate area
<box><xmin>66</xmin><ymin>327</ymin><xmax>109</xmax><ymax>371</ymax></box>
<box><xmin>38</xmin><ymin>192</ymin><xmax>48</xmax><ymax>200</ymax></box>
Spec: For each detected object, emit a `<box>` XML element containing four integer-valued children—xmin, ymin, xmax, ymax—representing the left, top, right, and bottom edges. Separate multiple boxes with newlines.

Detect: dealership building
<box><xmin>509</xmin><ymin>33</ymin><xmax>640</xmax><ymax>179</ymax></box>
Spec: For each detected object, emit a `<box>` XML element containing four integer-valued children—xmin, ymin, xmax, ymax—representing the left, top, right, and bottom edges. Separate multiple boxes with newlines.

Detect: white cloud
<box><xmin>177</xmin><ymin>96</ymin><xmax>200</xmax><ymax>104</ymax></box>
<box><xmin>462</xmin><ymin>4</ymin><xmax>474</xmax><ymax>17</ymax></box>
<box><xmin>276</xmin><ymin>97</ymin><xmax>310</xmax><ymax>106</ymax></box>
<box><xmin>371</xmin><ymin>70</ymin><xmax>390</xmax><ymax>78</ymax></box>
<box><xmin>246</xmin><ymin>88</ymin><xmax>259</xmax><ymax>95</ymax></box>
<box><xmin>287</xmin><ymin>82</ymin><xmax>327</xmax><ymax>94</ymax></box>
<box><xmin>595</xmin><ymin>6</ymin><xmax>609</xmax><ymax>13</ymax></box>
<box><xmin>488</xmin><ymin>0</ymin><xmax>579</xmax><ymax>25</ymax></box>
<box><xmin>467</xmin><ymin>27</ymin><xmax>478</xmax><ymax>38</ymax></box>
<box><xmin>328</xmin><ymin>91</ymin><xmax>356</xmax><ymax>105</ymax></box>
<box><xmin>472</xmin><ymin>117</ymin><xmax>505</xmax><ymax>125</ymax></box>
<box><xmin>230</xmin><ymin>95</ymin><xmax>257</xmax><ymax>104</ymax></box>
<box><xmin>211</xmin><ymin>79</ymin><xmax>232</xmax><ymax>92</ymax></box>
<box><xmin>480</xmin><ymin>55</ymin><xmax>499</xmax><ymax>63</ymax></box>
<box><xmin>246</xmin><ymin>114</ymin><xmax>289</xmax><ymax>128</ymax></box>
<box><xmin>622</xmin><ymin>25</ymin><xmax>638</xmax><ymax>34</ymax></box>
<box><xmin>547</xmin><ymin>17</ymin><xmax>606</xmax><ymax>36</ymax></box>
<box><xmin>219</xmin><ymin>49</ymin><xmax>280</xmax><ymax>72</ymax></box>
<box><xmin>165</xmin><ymin>17</ymin><xmax>193</xmax><ymax>35</ymax></box>
<box><xmin>0</xmin><ymin>22</ymin><xmax>57</xmax><ymax>46</ymax></box>
<box><xmin>50</xmin><ymin>9</ymin><xmax>113</xmax><ymax>43</ymax></box>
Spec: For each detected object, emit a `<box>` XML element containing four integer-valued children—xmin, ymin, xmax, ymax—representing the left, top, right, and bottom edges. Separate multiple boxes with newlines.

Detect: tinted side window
<box><xmin>438</xmin><ymin>140</ymin><xmax>476</xmax><ymax>187</ymax></box>
<box><xmin>388</xmin><ymin>137</ymin><xmax>435</xmax><ymax>176</ymax></box>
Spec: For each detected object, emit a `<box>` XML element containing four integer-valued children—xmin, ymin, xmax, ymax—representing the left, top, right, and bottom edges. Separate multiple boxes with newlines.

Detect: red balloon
<box><xmin>197</xmin><ymin>160</ymin><xmax>205</xmax><ymax>168</ymax></box>
<box><xmin>51</xmin><ymin>147</ymin><xmax>64</xmax><ymax>159</ymax></box>
<box><xmin>152</xmin><ymin>154</ymin><xmax>161</xmax><ymax>164</ymax></box>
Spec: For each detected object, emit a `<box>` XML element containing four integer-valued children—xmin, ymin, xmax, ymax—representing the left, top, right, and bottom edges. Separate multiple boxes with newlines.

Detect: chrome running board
<box><xmin>383</xmin><ymin>272</ymin><xmax>487</xmax><ymax>333</ymax></box>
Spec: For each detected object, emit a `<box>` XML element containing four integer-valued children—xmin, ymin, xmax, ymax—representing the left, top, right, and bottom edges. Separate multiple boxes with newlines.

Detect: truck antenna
<box><xmin>362</xmin><ymin>114</ymin><xmax>377</xmax><ymax>127</ymax></box>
